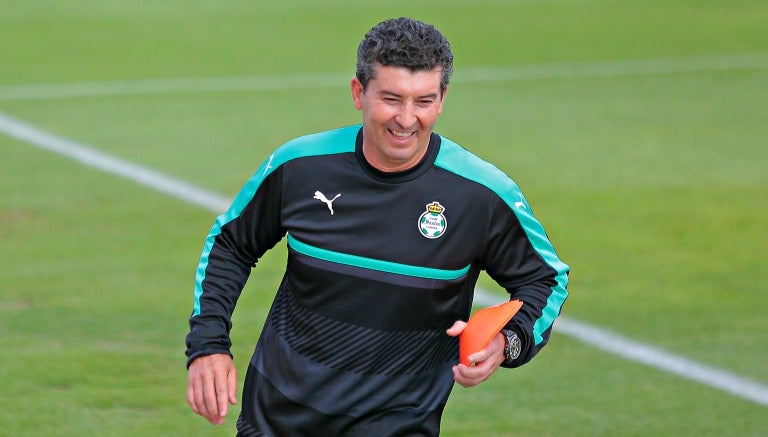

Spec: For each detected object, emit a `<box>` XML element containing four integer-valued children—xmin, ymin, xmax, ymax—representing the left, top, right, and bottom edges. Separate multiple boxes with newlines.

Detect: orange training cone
<box><xmin>459</xmin><ymin>299</ymin><xmax>523</xmax><ymax>366</ymax></box>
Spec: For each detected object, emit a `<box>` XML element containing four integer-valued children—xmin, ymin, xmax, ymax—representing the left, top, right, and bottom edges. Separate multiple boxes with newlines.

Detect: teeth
<box><xmin>391</xmin><ymin>130</ymin><xmax>413</xmax><ymax>138</ymax></box>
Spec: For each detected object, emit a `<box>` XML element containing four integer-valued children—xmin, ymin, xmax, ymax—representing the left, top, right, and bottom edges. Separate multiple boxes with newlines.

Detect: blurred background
<box><xmin>1</xmin><ymin>1</ymin><xmax>766</xmax><ymax>435</ymax></box>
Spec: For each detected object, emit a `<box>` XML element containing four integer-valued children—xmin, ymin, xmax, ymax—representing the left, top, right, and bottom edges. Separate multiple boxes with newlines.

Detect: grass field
<box><xmin>1</xmin><ymin>1</ymin><xmax>767</xmax><ymax>435</ymax></box>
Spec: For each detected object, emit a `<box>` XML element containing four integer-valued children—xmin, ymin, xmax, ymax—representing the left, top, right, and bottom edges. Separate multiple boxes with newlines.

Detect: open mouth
<box><xmin>388</xmin><ymin>129</ymin><xmax>416</xmax><ymax>139</ymax></box>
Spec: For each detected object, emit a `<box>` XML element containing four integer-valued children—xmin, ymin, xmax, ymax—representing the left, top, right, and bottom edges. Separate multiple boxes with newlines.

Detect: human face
<box><xmin>351</xmin><ymin>64</ymin><xmax>446</xmax><ymax>172</ymax></box>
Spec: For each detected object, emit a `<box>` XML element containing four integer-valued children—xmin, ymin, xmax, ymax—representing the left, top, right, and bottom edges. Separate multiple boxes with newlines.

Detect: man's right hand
<box><xmin>187</xmin><ymin>353</ymin><xmax>238</xmax><ymax>425</ymax></box>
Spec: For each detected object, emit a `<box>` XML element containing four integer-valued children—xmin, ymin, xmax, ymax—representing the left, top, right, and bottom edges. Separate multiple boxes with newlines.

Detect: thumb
<box><xmin>445</xmin><ymin>320</ymin><xmax>467</xmax><ymax>337</ymax></box>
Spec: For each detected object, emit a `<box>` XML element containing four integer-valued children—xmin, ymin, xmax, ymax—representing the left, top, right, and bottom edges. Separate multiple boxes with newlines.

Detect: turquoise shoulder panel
<box><xmin>192</xmin><ymin>125</ymin><xmax>360</xmax><ymax>315</ymax></box>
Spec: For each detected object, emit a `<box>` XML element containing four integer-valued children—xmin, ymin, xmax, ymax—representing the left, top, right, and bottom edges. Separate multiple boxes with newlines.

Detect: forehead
<box><xmin>368</xmin><ymin>63</ymin><xmax>443</xmax><ymax>96</ymax></box>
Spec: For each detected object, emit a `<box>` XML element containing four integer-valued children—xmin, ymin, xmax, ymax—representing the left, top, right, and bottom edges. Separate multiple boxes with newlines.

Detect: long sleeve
<box><xmin>432</xmin><ymin>135</ymin><xmax>569</xmax><ymax>368</ymax></box>
<box><xmin>185</xmin><ymin>164</ymin><xmax>285</xmax><ymax>367</ymax></box>
<box><xmin>483</xmin><ymin>193</ymin><xmax>570</xmax><ymax>367</ymax></box>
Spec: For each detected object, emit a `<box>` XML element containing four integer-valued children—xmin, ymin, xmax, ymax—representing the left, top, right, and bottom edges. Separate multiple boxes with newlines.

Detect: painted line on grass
<box><xmin>1</xmin><ymin>53</ymin><xmax>767</xmax><ymax>101</ymax></box>
<box><xmin>473</xmin><ymin>290</ymin><xmax>768</xmax><ymax>406</ymax></box>
<box><xmin>0</xmin><ymin>111</ymin><xmax>230</xmax><ymax>212</ymax></box>
<box><xmin>2</xmin><ymin>111</ymin><xmax>767</xmax><ymax>407</ymax></box>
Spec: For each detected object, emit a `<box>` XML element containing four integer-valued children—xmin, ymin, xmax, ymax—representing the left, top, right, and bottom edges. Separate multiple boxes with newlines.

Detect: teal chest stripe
<box><xmin>287</xmin><ymin>234</ymin><xmax>470</xmax><ymax>281</ymax></box>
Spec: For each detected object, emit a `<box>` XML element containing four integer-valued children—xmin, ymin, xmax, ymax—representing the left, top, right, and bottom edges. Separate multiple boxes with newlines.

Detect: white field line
<box><xmin>2</xmin><ymin>111</ymin><xmax>767</xmax><ymax>407</ymax></box>
<box><xmin>473</xmin><ymin>291</ymin><xmax>768</xmax><ymax>406</ymax></box>
<box><xmin>0</xmin><ymin>112</ymin><xmax>230</xmax><ymax>212</ymax></box>
<box><xmin>1</xmin><ymin>53</ymin><xmax>767</xmax><ymax>101</ymax></box>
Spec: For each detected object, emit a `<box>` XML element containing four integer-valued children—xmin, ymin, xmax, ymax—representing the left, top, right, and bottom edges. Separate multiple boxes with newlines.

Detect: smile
<box><xmin>389</xmin><ymin>129</ymin><xmax>416</xmax><ymax>138</ymax></box>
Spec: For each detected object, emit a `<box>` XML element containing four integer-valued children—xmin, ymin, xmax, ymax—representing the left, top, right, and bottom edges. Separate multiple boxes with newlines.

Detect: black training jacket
<box><xmin>186</xmin><ymin>125</ymin><xmax>569</xmax><ymax>436</ymax></box>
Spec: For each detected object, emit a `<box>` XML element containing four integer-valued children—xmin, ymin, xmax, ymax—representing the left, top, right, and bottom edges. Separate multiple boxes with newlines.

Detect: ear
<box><xmin>437</xmin><ymin>86</ymin><xmax>448</xmax><ymax>115</ymax></box>
<box><xmin>350</xmin><ymin>77</ymin><xmax>364</xmax><ymax>110</ymax></box>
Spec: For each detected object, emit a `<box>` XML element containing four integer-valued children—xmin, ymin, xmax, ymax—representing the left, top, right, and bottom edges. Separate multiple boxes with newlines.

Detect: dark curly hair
<box><xmin>356</xmin><ymin>17</ymin><xmax>454</xmax><ymax>93</ymax></box>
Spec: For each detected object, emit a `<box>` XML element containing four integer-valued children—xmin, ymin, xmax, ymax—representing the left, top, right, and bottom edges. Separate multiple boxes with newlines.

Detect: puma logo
<box><xmin>313</xmin><ymin>191</ymin><xmax>341</xmax><ymax>215</ymax></box>
<box><xmin>263</xmin><ymin>154</ymin><xmax>274</xmax><ymax>174</ymax></box>
<box><xmin>514</xmin><ymin>194</ymin><xmax>526</xmax><ymax>210</ymax></box>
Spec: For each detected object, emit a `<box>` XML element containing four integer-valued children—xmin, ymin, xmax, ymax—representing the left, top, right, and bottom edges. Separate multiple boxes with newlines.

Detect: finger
<box><xmin>187</xmin><ymin>378</ymin><xmax>200</xmax><ymax>415</ymax></box>
<box><xmin>464</xmin><ymin>344</ymin><xmax>491</xmax><ymax>367</ymax></box>
<box><xmin>453</xmin><ymin>363</ymin><xmax>490</xmax><ymax>388</ymax></box>
<box><xmin>203</xmin><ymin>372</ymin><xmax>221</xmax><ymax>424</ymax></box>
<box><xmin>192</xmin><ymin>372</ymin><xmax>210</xmax><ymax>419</ymax></box>
<box><xmin>452</xmin><ymin>365</ymin><xmax>480</xmax><ymax>388</ymax></box>
<box><xmin>459</xmin><ymin>362</ymin><xmax>487</xmax><ymax>378</ymax></box>
<box><xmin>445</xmin><ymin>320</ymin><xmax>467</xmax><ymax>336</ymax></box>
<box><xmin>467</xmin><ymin>350</ymin><xmax>490</xmax><ymax>367</ymax></box>
<box><xmin>228</xmin><ymin>365</ymin><xmax>238</xmax><ymax>405</ymax></box>
<box><xmin>467</xmin><ymin>334</ymin><xmax>505</xmax><ymax>366</ymax></box>
<box><xmin>214</xmin><ymin>366</ymin><xmax>230</xmax><ymax>419</ymax></box>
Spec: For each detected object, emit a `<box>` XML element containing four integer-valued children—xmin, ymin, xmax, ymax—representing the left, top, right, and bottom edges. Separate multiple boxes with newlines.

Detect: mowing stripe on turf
<box><xmin>1</xmin><ymin>110</ymin><xmax>767</xmax><ymax>407</ymax></box>
<box><xmin>1</xmin><ymin>53</ymin><xmax>767</xmax><ymax>101</ymax></box>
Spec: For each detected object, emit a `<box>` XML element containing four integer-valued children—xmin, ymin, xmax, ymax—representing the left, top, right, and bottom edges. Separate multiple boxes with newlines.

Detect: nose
<box><xmin>395</xmin><ymin>102</ymin><xmax>417</xmax><ymax>128</ymax></box>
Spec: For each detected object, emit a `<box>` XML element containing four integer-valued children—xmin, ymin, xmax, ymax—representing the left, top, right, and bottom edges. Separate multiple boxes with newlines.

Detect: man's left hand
<box><xmin>446</xmin><ymin>320</ymin><xmax>505</xmax><ymax>388</ymax></box>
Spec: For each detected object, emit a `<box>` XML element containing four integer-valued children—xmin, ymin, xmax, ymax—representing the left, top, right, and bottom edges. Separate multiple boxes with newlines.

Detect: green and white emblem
<box><xmin>418</xmin><ymin>201</ymin><xmax>447</xmax><ymax>239</ymax></box>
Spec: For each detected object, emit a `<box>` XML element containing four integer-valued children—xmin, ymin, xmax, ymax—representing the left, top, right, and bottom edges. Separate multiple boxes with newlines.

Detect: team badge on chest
<box><xmin>418</xmin><ymin>201</ymin><xmax>447</xmax><ymax>239</ymax></box>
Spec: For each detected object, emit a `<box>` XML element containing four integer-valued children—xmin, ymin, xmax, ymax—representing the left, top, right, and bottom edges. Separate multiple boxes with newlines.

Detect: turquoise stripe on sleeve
<box><xmin>435</xmin><ymin>137</ymin><xmax>570</xmax><ymax>345</ymax></box>
<box><xmin>192</xmin><ymin>125</ymin><xmax>361</xmax><ymax>316</ymax></box>
<box><xmin>287</xmin><ymin>233</ymin><xmax>471</xmax><ymax>281</ymax></box>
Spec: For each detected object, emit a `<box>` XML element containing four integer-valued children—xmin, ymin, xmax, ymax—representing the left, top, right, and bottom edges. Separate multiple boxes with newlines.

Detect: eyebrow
<box><xmin>378</xmin><ymin>90</ymin><xmax>441</xmax><ymax>100</ymax></box>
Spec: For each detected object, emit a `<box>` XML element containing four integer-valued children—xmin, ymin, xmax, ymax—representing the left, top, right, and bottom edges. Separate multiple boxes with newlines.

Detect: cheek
<box><xmin>366</xmin><ymin>105</ymin><xmax>394</xmax><ymax>123</ymax></box>
<box><xmin>418</xmin><ymin>109</ymin><xmax>441</xmax><ymax>126</ymax></box>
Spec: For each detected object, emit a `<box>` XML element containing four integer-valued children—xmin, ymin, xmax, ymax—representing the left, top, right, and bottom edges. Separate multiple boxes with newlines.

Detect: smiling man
<box><xmin>185</xmin><ymin>17</ymin><xmax>569</xmax><ymax>436</ymax></box>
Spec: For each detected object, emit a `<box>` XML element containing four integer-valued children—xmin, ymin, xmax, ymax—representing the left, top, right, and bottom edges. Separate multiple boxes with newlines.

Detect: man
<box><xmin>186</xmin><ymin>17</ymin><xmax>569</xmax><ymax>436</ymax></box>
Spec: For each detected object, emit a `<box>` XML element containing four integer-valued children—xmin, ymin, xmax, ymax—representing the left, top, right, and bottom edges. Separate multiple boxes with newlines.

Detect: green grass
<box><xmin>1</xmin><ymin>1</ymin><xmax>767</xmax><ymax>435</ymax></box>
